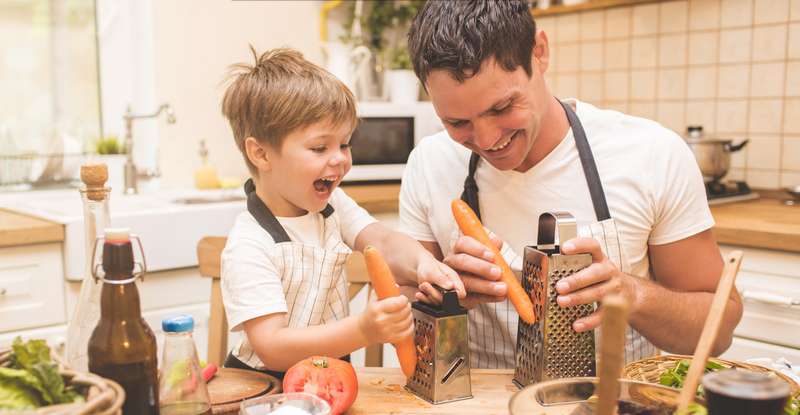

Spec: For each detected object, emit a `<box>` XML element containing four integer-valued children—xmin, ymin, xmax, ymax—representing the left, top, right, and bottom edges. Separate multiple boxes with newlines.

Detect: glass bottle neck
<box><xmin>100</xmin><ymin>280</ymin><xmax>142</xmax><ymax>318</ymax></box>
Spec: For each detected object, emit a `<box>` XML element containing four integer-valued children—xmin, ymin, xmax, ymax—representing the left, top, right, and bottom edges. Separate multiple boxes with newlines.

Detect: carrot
<box><xmin>451</xmin><ymin>199</ymin><xmax>536</xmax><ymax>324</ymax></box>
<box><xmin>363</xmin><ymin>246</ymin><xmax>417</xmax><ymax>378</ymax></box>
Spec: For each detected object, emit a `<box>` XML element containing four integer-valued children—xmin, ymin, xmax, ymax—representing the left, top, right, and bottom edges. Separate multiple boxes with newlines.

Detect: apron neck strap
<box><xmin>243</xmin><ymin>179</ymin><xmax>336</xmax><ymax>243</ymax></box>
<box><xmin>459</xmin><ymin>99</ymin><xmax>612</xmax><ymax>222</ymax></box>
<box><xmin>559</xmin><ymin>100</ymin><xmax>611</xmax><ymax>221</ymax></box>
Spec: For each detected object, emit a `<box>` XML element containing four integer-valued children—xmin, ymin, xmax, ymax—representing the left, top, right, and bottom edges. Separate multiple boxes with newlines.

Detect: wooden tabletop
<box><xmin>0</xmin><ymin>208</ymin><xmax>63</xmax><ymax>248</ymax></box>
<box><xmin>349</xmin><ymin>368</ymin><xmax>516</xmax><ymax>415</ymax></box>
<box><xmin>710</xmin><ymin>198</ymin><xmax>800</xmax><ymax>253</ymax></box>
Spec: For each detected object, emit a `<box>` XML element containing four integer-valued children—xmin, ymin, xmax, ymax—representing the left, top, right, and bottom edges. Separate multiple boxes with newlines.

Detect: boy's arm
<box><xmin>354</xmin><ymin>222</ymin><xmax>465</xmax><ymax>297</ymax></box>
<box><xmin>243</xmin><ymin>296</ymin><xmax>412</xmax><ymax>372</ymax></box>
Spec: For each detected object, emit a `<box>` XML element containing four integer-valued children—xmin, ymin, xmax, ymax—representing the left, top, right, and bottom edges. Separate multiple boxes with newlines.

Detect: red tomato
<box><xmin>282</xmin><ymin>356</ymin><xmax>358</xmax><ymax>415</ymax></box>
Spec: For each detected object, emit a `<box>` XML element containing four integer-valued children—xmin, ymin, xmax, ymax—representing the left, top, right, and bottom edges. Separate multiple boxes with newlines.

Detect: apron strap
<box><xmin>244</xmin><ymin>179</ymin><xmax>336</xmax><ymax>243</ymax></box>
<box><xmin>460</xmin><ymin>152</ymin><xmax>483</xmax><ymax>220</ymax></box>
<box><xmin>559</xmin><ymin>100</ymin><xmax>611</xmax><ymax>221</ymax></box>
<box><xmin>459</xmin><ymin>99</ymin><xmax>612</xmax><ymax>223</ymax></box>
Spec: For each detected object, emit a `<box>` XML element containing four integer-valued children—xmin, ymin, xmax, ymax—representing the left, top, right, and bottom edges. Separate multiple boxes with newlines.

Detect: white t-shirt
<box><xmin>400</xmin><ymin>99</ymin><xmax>714</xmax><ymax>367</ymax></box>
<box><xmin>221</xmin><ymin>187</ymin><xmax>376</xmax><ymax>333</ymax></box>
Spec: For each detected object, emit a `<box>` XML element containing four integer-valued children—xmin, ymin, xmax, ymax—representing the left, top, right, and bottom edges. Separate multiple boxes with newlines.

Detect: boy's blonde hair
<box><xmin>221</xmin><ymin>46</ymin><xmax>357</xmax><ymax>175</ymax></box>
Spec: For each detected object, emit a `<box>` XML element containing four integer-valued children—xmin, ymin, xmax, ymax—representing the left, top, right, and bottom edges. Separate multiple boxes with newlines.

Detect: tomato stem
<box><xmin>312</xmin><ymin>357</ymin><xmax>328</xmax><ymax>368</ymax></box>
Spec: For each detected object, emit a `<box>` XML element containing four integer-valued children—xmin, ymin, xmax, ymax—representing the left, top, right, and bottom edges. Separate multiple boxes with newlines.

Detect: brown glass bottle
<box><xmin>88</xmin><ymin>230</ymin><xmax>159</xmax><ymax>415</ymax></box>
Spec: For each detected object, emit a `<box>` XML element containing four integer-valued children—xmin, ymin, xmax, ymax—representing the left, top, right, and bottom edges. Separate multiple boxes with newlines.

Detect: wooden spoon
<box><xmin>676</xmin><ymin>250</ymin><xmax>744</xmax><ymax>413</ymax></box>
<box><xmin>595</xmin><ymin>293</ymin><xmax>630</xmax><ymax>415</ymax></box>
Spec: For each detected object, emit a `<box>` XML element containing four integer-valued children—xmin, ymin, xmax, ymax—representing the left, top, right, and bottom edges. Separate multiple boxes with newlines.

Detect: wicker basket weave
<box><xmin>623</xmin><ymin>354</ymin><xmax>800</xmax><ymax>403</ymax></box>
<box><xmin>0</xmin><ymin>348</ymin><xmax>125</xmax><ymax>414</ymax></box>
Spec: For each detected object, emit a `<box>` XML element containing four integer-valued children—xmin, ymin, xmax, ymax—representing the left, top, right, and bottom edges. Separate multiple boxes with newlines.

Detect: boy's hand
<box><xmin>415</xmin><ymin>255</ymin><xmax>467</xmax><ymax>305</ymax></box>
<box><xmin>359</xmin><ymin>296</ymin><xmax>414</xmax><ymax>345</ymax></box>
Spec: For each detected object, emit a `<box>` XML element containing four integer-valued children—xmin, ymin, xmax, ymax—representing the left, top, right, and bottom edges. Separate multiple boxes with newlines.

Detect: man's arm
<box><xmin>559</xmin><ymin>229</ymin><xmax>743</xmax><ymax>356</ymax></box>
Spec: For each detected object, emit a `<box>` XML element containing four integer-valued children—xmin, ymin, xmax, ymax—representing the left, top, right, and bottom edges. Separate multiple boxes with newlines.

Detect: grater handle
<box><xmin>537</xmin><ymin>212</ymin><xmax>578</xmax><ymax>249</ymax></box>
<box><xmin>434</xmin><ymin>284</ymin><xmax>462</xmax><ymax>314</ymax></box>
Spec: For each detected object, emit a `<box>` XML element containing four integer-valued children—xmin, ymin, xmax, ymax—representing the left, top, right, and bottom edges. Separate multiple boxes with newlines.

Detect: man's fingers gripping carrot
<box><xmin>451</xmin><ymin>199</ymin><xmax>536</xmax><ymax>324</ymax></box>
<box><xmin>363</xmin><ymin>246</ymin><xmax>417</xmax><ymax>378</ymax></box>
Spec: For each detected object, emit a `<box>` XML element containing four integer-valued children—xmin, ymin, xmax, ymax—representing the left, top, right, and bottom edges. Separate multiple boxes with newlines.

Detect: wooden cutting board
<box><xmin>208</xmin><ymin>367</ymin><xmax>280</xmax><ymax>414</ymax></box>
<box><xmin>349</xmin><ymin>367</ymin><xmax>517</xmax><ymax>414</ymax></box>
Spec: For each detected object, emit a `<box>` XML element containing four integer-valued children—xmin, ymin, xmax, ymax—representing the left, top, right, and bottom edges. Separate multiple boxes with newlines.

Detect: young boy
<box><xmin>219</xmin><ymin>47</ymin><xmax>465</xmax><ymax>378</ymax></box>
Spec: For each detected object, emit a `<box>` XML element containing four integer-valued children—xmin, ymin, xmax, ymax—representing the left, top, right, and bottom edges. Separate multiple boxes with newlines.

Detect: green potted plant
<box><xmin>341</xmin><ymin>0</ymin><xmax>424</xmax><ymax>102</ymax></box>
<box><xmin>92</xmin><ymin>135</ymin><xmax>126</xmax><ymax>193</ymax></box>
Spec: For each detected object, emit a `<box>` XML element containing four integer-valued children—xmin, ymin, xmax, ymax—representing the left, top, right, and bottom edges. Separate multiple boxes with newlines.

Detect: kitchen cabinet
<box><xmin>719</xmin><ymin>244</ymin><xmax>800</xmax><ymax>362</ymax></box>
<box><xmin>0</xmin><ymin>243</ymin><xmax>66</xmax><ymax>332</ymax></box>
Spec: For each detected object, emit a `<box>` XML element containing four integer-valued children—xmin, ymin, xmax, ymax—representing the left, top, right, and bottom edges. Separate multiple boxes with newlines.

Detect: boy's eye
<box><xmin>340</xmin><ymin>143</ymin><xmax>352</xmax><ymax>150</ymax></box>
<box><xmin>311</xmin><ymin>146</ymin><xmax>326</xmax><ymax>153</ymax></box>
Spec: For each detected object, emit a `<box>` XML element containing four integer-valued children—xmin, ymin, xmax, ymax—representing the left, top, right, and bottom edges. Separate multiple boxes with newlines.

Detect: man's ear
<box><xmin>244</xmin><ymin>137</ymin><xmax>271</xmax><ymax>172</ymax></box>
<box><xmin>532</xmin><ymin>29</ymin><xmax>550</xmax><ymax>74</ymax></box>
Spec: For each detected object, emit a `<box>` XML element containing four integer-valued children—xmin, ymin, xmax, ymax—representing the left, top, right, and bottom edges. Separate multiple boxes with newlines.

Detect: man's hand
<box><xmin>558</xmin><ymin>237</ymin><xmax>639</xmax><ymax>332</ymax></box>
<box><xmin>419</xmin><ymin>234</ymin><xmax>508</xmax><ymax>309</ymax></box>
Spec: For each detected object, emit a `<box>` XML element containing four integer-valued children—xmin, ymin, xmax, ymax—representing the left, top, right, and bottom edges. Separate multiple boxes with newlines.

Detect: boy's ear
<box><xmin>244</xmin><ymin>137</ymin><xmax>271</xmax><ymax>172</ymax></box>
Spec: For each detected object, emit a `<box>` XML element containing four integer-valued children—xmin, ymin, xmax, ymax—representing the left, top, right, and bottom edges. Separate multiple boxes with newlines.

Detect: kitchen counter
<box><xmin>710</xmin><ymin>198</ymin><xmax>800</xmax><ymax>254</ymax></box>
<box><xmin>350</xmin><ymin>367</ymin><xmax>515</xmax><ymax>414</ymax></box>
<box><xmin>0</xmin><ymin>208</ymin><xmax>63</xmax><ymax>248</ymax></box>
<box><xmin>340</xmin><ymin>184</ymin><xmax>800</xmax><ymax>254</ymax></box>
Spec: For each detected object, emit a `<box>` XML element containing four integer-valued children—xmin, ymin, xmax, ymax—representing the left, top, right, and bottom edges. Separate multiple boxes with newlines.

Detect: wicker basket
<box><xmin>0</xmin><ymin>348</ymin><xmax>125</xmax><ymax>414</ymax></box>
<box><xmin>623</xmin><ymin>354</ymin><xmax>800</xmax><ymax>403</ymax></box>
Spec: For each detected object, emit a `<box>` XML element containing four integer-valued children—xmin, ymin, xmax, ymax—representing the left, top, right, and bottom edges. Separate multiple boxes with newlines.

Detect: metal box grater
<box><xmin>405</xmin><ymin>288</ymin><xmax>472</xmax><ymax>404</ymax></box>
<box><xmin>513</xmin><ymin>211</ymin><xmax>596</xmax><ymax>388</ymax></box>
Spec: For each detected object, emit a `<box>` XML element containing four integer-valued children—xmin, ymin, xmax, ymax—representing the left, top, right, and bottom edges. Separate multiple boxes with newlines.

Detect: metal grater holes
<box><xmin>408</xmin><ymin>317</ymin><xmax>435</xmax><ymax>393</ymax></box>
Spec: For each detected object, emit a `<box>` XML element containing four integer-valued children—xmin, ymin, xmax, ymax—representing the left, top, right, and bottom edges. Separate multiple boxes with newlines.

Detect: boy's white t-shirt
<box><xmin>399</xmin><ymin>99</ymin><xmax>714</xmax><ymax>367</ymax></box>
<box><xmin>221</xmin><ymin>187</ymin><xmax>376</xmax><ymax>333</ymax></box>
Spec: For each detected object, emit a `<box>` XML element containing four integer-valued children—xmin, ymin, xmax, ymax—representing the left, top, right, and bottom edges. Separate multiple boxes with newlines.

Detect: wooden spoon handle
<box><xmin>596</xmin><ymin>294</ymin><xmax>630</xmax><ymax>415</ymax></box>
<box><xmin>676</xmin><ymin>250</ymin><xmax>744</xmax><ymax>413</ymax></box>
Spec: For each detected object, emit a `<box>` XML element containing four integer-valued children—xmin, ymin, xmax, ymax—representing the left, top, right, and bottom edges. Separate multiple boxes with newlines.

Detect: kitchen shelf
<box><xmin>531</xmin><ymin>0</ymin><xmax>660</xmax><ymax>17</ymax></box>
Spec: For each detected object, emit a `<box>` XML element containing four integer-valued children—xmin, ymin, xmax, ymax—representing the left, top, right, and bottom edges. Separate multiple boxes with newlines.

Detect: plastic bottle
<box><xmin>159</xmin><ymin>315</ymin><xmax>212</xmax><ymax>415</ymax></box>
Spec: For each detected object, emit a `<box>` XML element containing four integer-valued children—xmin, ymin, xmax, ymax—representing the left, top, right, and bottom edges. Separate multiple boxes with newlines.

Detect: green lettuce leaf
<box><xmin>0</xmin><ymin>367</ymin><xmax>44</xmax><ymax>410</ymax></box>
<box><xmin>0</xmin><ymin>337</ymin><xmax>83</xmax><ymax>408</ymax></box>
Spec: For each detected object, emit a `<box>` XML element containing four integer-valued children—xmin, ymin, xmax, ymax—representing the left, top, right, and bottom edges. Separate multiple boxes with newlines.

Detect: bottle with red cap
<box><xmin>88</xmin><ymin>228</ymin><xmax>159</xmax><ymax>415</ymax></box>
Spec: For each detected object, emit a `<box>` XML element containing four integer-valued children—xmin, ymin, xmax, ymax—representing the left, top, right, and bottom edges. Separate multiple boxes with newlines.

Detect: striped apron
<box><xmin>457</xmin><ymin>100</ymin><xmax>658</xmax><ymax>369</ymax></box>
<box><xmin>225</xmin><ymin>179</ymin><xmax>352</xmax><ymax>379</ymax></box>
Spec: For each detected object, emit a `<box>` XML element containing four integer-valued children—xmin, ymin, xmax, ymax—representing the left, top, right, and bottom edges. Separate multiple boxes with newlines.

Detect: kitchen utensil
<box><xmin>702</xmin><ymin>369</ymin><xmax>790</xmax><ymax>415</ymax></box>
<box><xmin>784</xmin><ymin>185</ymin><xmax>800</xmax><ymax>206</ymax></box>
<box><xmin>405</xmin><ymin>286</ymin><xmax>473</xmax><ymax>404</ymax></box>
<box><xmin>675</xmin><ymin>250</ymin><xmax>743</xmax><ymax>413</ymax></box>
<box><xmin>595</xmin><ymin>294</ymin><xmax>630</xmax><ymax>415</ymax></box>
<box><xmin>685</xmin><ymin>137</ymin><xmax>748</xmax><ymax>181</ymax></box>
<box><xmin>508</xmin><ymin>377</ymin><xmax>701</xmax><ymax>415</ymax></box>
<box><xmin>513</xmin><ymin>212</ymin><xmax>596</xmax><ymax>388</ymax></box>
<box><xmin>239</xmin><ymin>392</ymin><xmax>331</xmax><ymax>415</ymax></box>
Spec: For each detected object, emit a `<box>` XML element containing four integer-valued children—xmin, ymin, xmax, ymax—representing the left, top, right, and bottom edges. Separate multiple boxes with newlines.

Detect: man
<box><xmin>398</xmin><ymin>0</ymin><xmax>742</xmax><ymax>368</ymax></box>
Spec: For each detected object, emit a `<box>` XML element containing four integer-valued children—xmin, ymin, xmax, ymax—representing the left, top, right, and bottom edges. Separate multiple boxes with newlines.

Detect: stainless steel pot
<box><xmin>685</xmin><ymin>138</ymin><xmax>748</xmax><ymax>181</ymax></box>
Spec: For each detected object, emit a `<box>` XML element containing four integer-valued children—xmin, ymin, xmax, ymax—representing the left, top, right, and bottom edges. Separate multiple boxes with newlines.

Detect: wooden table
<box><xmin>349</xmin><ymin>368</ymin><xmax>517</xmax><ymax>414</ymax></box>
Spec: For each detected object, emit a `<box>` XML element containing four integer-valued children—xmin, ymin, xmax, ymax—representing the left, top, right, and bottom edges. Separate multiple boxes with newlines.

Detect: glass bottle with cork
<box><xmin>88</xmin><ymin>228</ymin><xmax>159</xmax><ymax>415</ymax></box>
<box><xmin>159</xmin><ymin>314</ymin><xmax>212</xmax><ymax>415</ymax></box>
<box><xmin>66</xmin><ymin>162</ymin><xmax>112</xmax><ymax>372</ymax></box>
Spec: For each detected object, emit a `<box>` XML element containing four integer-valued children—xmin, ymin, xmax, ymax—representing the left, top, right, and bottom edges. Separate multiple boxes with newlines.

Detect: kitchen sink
<box><xmin>1</xmin><ymin>188</ymin><xmax>246</xmax><ymax>281</ymax></box>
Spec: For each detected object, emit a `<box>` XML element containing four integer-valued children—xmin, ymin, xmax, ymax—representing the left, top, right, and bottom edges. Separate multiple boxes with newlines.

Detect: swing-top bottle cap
<box><xmin>104</xmin><ymin>228</ymin><xmax>130</xmax><ymax>243</ymax></box>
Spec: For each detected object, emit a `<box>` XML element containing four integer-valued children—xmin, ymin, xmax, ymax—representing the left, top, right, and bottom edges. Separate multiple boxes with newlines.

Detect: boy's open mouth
<box><xmin>313</xmin><ymin>176</ymin><xmax>339</xmax><ymax>194</ymax></box>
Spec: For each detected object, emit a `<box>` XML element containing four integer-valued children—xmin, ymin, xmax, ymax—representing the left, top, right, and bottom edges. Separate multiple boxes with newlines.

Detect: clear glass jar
<box><xmin>158</xmin><ymin>314</ymin><xmax>212</xmax><ymax>415</ymax></box>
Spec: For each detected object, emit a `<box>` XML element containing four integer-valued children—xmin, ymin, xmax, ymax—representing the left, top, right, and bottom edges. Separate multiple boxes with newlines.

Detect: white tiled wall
<box><xmin>540</xmin><ymin>0</ymin><xmax>800</xmax><ymax>189</ymax></box>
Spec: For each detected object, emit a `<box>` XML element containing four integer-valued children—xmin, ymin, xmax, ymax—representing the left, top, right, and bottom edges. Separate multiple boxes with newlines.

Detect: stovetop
<box><xmin>706</xmin><ymin>180</ymin><xmax>760</xmax><ymax>205</ymax></box>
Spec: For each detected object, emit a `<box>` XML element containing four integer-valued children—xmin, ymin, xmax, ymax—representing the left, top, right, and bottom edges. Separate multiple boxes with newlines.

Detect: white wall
<box><xmin>151</xmin><ymin>0</ymin><xmax>325</xmax><ymax>188</ymax></box>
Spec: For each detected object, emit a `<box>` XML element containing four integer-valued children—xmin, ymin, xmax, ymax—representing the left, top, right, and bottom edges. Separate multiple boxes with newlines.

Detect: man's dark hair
<box><xmin>407</xmin><ymin>0</ymin><xmax>536</xmax><ymax>86</ymax></box>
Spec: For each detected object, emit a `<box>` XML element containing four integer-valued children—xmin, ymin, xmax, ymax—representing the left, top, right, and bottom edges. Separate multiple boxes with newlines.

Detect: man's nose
<box><xmin>472</xmin><ymin>118</ymin><xmax>502</xmax><ymax>150</ymax></box>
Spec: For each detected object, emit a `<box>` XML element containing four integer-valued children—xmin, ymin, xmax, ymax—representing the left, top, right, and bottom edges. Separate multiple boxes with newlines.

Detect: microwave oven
<box><xmin>344</xmin><ymin>101</ymin><xmax>443</xmax><ymax>183</ymax></box>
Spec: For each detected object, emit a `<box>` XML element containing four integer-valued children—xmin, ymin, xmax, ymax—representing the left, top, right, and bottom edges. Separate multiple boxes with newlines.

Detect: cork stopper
<box><xmin>81</xmin><ymin>163</ymin><xmax>109</xmax><ymax>201</ymax></box>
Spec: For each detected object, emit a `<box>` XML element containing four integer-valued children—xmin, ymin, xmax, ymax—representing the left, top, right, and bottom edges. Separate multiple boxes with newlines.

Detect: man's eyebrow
<box><xmin>442</xmin><ymin>92</ymin><xmax>519</xmax><ymax>122</ymax></box>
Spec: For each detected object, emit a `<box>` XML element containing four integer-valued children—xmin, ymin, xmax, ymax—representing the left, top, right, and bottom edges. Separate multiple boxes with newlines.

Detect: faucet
<box><xmin>122</xmin><ymin>103</ymin><xmax>176</xmax><ymax>194</ymax></box>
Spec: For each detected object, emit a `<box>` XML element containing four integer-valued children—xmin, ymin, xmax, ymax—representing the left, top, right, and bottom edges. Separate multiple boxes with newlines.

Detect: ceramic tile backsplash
<box><xmin>545</xmin><ymin>0</ymin><xmax>800</xmax><ymax>189</ymax></box>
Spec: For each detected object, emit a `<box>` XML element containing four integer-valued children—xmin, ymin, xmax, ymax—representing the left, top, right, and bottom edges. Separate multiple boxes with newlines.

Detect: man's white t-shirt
<box><xmin>399</xmin><ymin>99</ymin><xmax>714</xmax><ymax>368</ymax></box>
<box><xmin>222</xmin><ymin>188</ymin><xmax>376</xmax><ymax>333</ymax></box>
